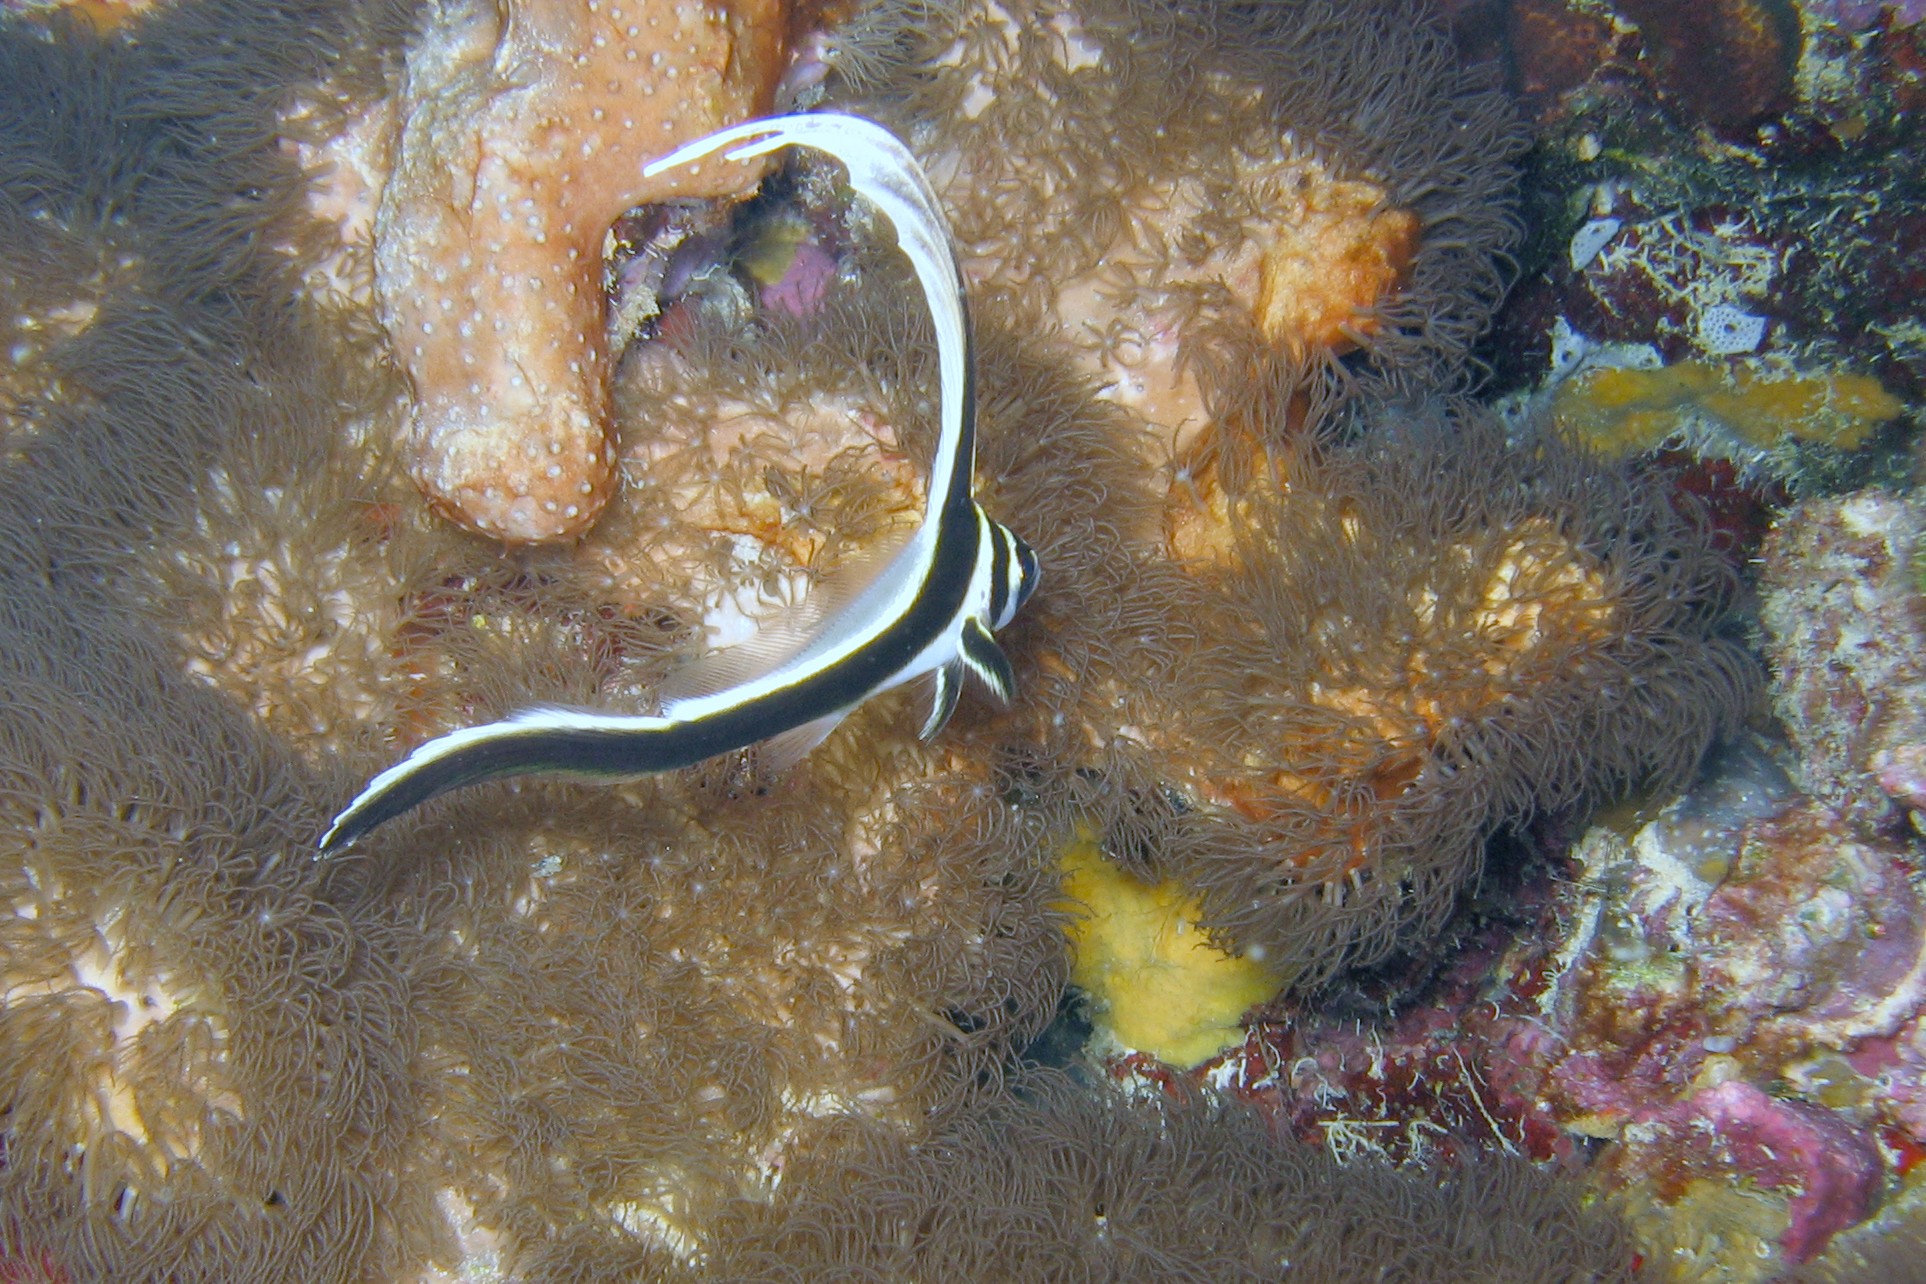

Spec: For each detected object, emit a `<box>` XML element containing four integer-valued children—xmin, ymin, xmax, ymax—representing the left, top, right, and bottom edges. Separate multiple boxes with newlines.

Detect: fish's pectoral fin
<box><xmin>957</xmin><ymin>618</ymin><xmax>1016</xmax><ymax>706</ymax></box>
<box><xmin>919</xmin><ymin>661</ymin><xmax>965</xmax><ymax>740</ymax></box>
<box><xmin>755</xmin><ymin>710</ymin><xmax>847</xmax><ymax>774</ymax></box>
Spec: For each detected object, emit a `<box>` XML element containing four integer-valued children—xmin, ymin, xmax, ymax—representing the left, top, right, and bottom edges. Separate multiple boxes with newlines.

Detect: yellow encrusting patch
<box><xmin>1057</xmin><ymin>828</ymin><xmax>1285</xmax><ymax>1067</ymax></box>
<box><xmin>1550</xmin><ymin>360</ymin><xmax>1904</xmax><ymax>457</ymax></box>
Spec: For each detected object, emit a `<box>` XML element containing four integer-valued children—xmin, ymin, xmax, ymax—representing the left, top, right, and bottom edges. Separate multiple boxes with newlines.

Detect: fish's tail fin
<box><xmin>316</xmin><ymin>708</ymin><xmax>679</xmax><ymax>856</ymax></box>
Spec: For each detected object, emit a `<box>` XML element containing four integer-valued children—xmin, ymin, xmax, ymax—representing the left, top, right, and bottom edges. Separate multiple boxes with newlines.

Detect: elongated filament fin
<box><xmin>317</xmin><ymin>710</ymin><xmax>677</xmax><ymax>855</ymax></box>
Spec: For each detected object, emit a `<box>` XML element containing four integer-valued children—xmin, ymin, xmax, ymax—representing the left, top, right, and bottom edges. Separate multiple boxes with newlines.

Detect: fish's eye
<box><xmin>1012</xmin><ymin>535</ymin><xmax>1039</xmax><ymax>612</ymax></box>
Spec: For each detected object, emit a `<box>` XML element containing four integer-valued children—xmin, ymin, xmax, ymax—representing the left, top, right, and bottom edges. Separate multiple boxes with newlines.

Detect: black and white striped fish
<box><xmin>317</xmin><ymin>114</ymin><xmax>1037</xmax><ymax>855</ymax></box>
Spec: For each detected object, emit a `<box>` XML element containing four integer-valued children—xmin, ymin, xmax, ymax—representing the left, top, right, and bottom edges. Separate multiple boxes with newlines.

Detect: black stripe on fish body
<box><xmin>318</xmin><ymin>491</ymin><xmax>987</xmax><ymax>854</ymax></box>
<box><xmin>938</xmin><ymin>295</ymin><xmax>978</xmax><ymax>512</ymax></box>
<box><xmin>1003</xmin><ymin>527</ymin><xmax>1039</xmax><ymax>627</ymax></box>
<box><xmin>1013</xmin><ymin>527</ymin><xmax>1035</xmax><ymax>608</ymax></box>
<box><xmin>623</xmin><ymin>478</ymin><xmax>988</xmax><ymax>751</ymax></box>
<box><xmin>543</xmin><ymin>504</ymin><xmax>981</xmax><ymax>765</ymax></box>
<box><xmin>984</xmin><ymin>518</ymin><xmax>1038</xmax><ymax>632</ymax></box>
<box><xmin>317</xmin><ymin>716</ymin><xmax>691</xmax><ymax>854</ymax></box>
<box><xmin>920</xmin><ymin>661</ymin><xmax>964</xmax><ymax>740</ymax></box>
<box><xmin>988</xmin><ymin>509</ymin><xmax>1010</xmax><ymax>628</ymax></box>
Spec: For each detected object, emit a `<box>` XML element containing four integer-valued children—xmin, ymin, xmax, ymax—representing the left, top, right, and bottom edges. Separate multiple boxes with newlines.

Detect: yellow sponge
<box><xmin>1550</xmin><ymin>360</ymin><xmax>1903</xmax><ymax>456</ymax></box>
<box><xmin>1057</xmin><ymin>829</ymin><xmax>1286</xmax><ymax>1067</ymax></box>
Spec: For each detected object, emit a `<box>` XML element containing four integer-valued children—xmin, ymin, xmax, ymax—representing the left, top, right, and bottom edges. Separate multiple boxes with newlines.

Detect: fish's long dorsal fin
<box><xmin>643</xmin><ymin>113</ymin><xmax>975</xmax><ymax>519</ymax></box>
<box><xmin>658</xmin><ymin>522</ymin><xmax>920</xmax><ymax>719</ymax></box>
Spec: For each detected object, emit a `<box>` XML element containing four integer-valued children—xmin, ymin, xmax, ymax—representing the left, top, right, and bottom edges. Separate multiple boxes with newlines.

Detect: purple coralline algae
<box><xmin>1807</xmin><ymin>0</ymin><xmax>1926</xmax><ymax>30</ymax></box>
<box><xmin>1199</xmin><ymin>730</ymin><xmax>1926</xmax><ymax>1276</ymax></box>
<box><xmin>1548</xmin><ymin>777</ymin><xmax>1919</xmax><ymax>1269</ymax></box>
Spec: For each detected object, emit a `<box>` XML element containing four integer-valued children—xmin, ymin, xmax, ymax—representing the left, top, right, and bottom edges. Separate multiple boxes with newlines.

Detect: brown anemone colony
<box><xmin>810</xmin><ymin>0</ymin><xmax>1754</xmax><ymax>979</ymax></box>
<box><xmin>0</xmin><ymin>0</ymin><xmax>1744</xmax><ymax>1278</ymax></box>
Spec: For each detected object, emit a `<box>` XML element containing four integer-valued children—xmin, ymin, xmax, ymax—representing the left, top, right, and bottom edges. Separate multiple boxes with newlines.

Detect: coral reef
<box><xmin>1498</xmin><ymin>192</ymin><xmax>1912</xmax><ymax>493</ymax></box>
<box><xmin>0</xmin><ymin>3</ymin><xmax>447</xmax><ymax>1277</ymax></box>
<box><xmin>1543</xmin><ymin>779</ymin><xmax>1911</xmax><ymax>1273</ymax></box>
<box><xmin>803</xmin><ymin>0</ymin><xmax>1750</xmax><ymax>994</ymax></box>
<box><xmin>1476</xmin><ymin>0</ymin><xmax>1926</xmax><ymax>529</ymax></box>
<box><xmin>374</xmin><ymin>0</ymin><xmax>790</xmax><ymax>543</ymax></box>
<box><xmin>1494</xmin><ymin>0</ymin><xmax>1619</xmax><ymax>109</ymax></box>
<box><xmin>607</xmin><ymin>150</ymin><xmax>1752</xmax><ymax>1014</ymax></box>
<box><xmin>695</xmin><ymin>1072</ymin><xmax>1638</xmax><ymax>1282</ymax></box>
<box><xmin>1027</xmin><ymin>397</ymin><xmax>1754</xmax><ymax>987</ymax></box>
<box><xmin>0</xmin><ymin>597</ymin><xmax>447</xmax><ymax>1281</ymax></box>
<box><xmin>1218</xmin><ymin>1</ymin><xmax>1926</xmax><ymax>1277</ymax></box>
<box><xmin>0</xmin><ymin>0</ymin><xmax>154</xmax><ymax>28</ymax></box>
<box><xmin>0</xmin><ymin>6</ymin><xmax>1071</xmax><ymax>1273</ymax></box>
<box><xmin>1760</xmin><ymin>486</ymin><xmax>1926</xmax><ymax>836</ymax></box>
<box><xmin>1806</xmin><ymin>0</ymin><xmax>1926</xmax><ymax>30</ymax></box>
<box><xmin>0</xmin><ymin>0</ymin><xmax>1822</xmax><ymax>1278</ymax></box>
<box><xmin>1614</xmin><ymin>0</ymin><xmax>1801</xmax><ymax>130</ymax></box>
<box><xmin>1563</xmin><ymin>205</ymin><xmax>1790</xmax><ymax>363</ymax></box>
<box><xmin>1201</xmin><ymin>733</ymin><xmax>1926</xmax><ymax>1280</ymax></box>
<box><xmin>1548</xmin><ymin>358</ymin><xmax>1904</xmax><ymax>463</ymax></box>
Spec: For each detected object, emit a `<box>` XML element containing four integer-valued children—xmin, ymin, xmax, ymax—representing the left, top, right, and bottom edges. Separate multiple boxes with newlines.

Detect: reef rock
<box><xmin>1761</xmin><ymin>486</ymin><xmax>1926</xmax><ymax>836</ymax></box>
<box><xmin>1542</xmin><ymin>745</ymin><xmax>1921</xmax><ymax>1272</ymax></box>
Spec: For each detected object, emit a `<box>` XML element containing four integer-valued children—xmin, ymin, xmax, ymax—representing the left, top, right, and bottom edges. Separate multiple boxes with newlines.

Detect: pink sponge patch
<box><xmin>762</xmin><ymin>240</ymin><xmax>840</xmax><ymax>318</ymax></box>
<box><xmin>1691</xmin><ymin>1080</ymin><xmax>1879</xmax><ymax>1262</ymax></box>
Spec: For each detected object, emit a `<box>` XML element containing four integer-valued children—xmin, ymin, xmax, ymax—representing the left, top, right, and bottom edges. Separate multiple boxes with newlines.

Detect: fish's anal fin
<box><xmin>756</xmin><ymin>710</ymin><xmax>847</xmax><ymax>774</ymax></box>
<box><xmin>919</xmin><ymin>661</ymin><xmax>964</xmax><ymax>740</ymax></box>
<box><xmin>957</xmin><ymin>618</ymin><xmax>1015</xmax><ymax>706</ymax></box>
